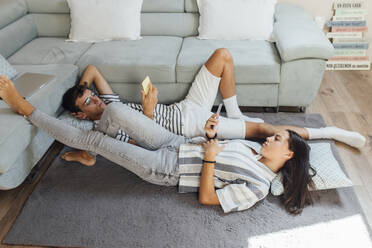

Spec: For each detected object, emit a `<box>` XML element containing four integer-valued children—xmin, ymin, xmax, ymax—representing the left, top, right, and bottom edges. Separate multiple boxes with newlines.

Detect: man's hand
<box><xmin>141</xmin><ymin>82</ymin><xmax>158</xmax><ymax>120</ymax></box>
<box><xmin>71</xmin><ymin>112</ymin><xmax>89</xmax><ymax>120</ymax></box>
<box><xmin>204</xmin><ymin>114</ymin><xmax>219</xmax><ymax>139</ymax></box>
<box><xmin>202</xmin><ymin>139</ymin><xmax>225</xmax><ymax>158</ymax></box>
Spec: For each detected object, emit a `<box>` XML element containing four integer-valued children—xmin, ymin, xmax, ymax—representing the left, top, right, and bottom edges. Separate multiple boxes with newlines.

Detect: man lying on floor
<box><xmin>59</xmin><ymin>48</ymin><xmax>365</xmax><ymax>166</ymax></box>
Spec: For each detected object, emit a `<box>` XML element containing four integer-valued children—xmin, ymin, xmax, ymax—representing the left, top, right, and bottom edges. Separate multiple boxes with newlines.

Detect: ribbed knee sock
<box><xmin>223</xmin><ymin>95</ymin><xmax>264</xmax><ymax>123</ymax></box>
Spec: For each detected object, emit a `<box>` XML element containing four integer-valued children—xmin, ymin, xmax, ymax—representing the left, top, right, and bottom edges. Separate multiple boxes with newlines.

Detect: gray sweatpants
<box><xmin>28</xmin><ymin>102</ymin><xmax>191</xmax><ymax>186</ymax></box>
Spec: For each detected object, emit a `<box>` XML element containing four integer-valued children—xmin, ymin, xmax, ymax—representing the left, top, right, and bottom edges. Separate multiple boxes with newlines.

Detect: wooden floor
<box><xmin>1</xmin><ymin>70</ymin><xmax>372</xmax><ymax>247</ymax></box>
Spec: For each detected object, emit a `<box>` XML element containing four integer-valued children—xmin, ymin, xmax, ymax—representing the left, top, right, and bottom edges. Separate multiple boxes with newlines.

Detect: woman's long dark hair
<box><xmin>280</xmin><ymin>130</ymin><xmax>317</xmax><ymax>215</ymax></box>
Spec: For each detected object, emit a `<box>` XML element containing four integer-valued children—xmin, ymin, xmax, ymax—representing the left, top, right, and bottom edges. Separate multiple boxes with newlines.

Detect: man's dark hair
<box><xmin>62</xmin><ymin>82</ymin><xmax>89</xmax><ymax>113</ymax></box>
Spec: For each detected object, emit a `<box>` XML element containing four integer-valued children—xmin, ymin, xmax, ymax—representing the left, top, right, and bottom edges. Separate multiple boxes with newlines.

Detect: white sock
<box><xmin>223</xmin><ymin>95</ymin><xmax>264</xmax><ymax>123</ymax></box>
<box><xmin>305</xmin><ymin>126</ymin><xmax>366</xmax><ymax>149</ymax></box>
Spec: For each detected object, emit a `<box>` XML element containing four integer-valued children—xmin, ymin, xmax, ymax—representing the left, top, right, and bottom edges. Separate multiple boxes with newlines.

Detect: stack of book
<box><xmin>326</xmin><ymin>0</ymin><xmax>370</xmax><ymax>70</ymax></box>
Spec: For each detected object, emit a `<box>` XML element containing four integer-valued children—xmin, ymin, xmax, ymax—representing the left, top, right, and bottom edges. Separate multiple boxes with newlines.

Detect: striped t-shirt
<box><xmin>178</xmin><ymin>139</ymin><xmax>277</xmax><ymax>213</ymax></box>
<box><xmin>98</xmin><ymin>94</ymin><xmax>183</xmax><ymax>142</ymax></box>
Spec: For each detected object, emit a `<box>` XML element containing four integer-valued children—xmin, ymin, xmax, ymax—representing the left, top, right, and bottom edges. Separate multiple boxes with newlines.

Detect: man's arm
<box><xmin>80</xmin><ymin>65</ymin><xmax>114</xmax><ymax>95</ymax></box>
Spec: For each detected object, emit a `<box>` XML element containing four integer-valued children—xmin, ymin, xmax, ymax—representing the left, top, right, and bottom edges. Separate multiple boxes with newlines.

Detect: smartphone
<box><xmin>212</xmin><ymin>103</ymin><xmax>223</xmax><ymax>130</ymax></box>
<box><xmin>142</xmin><ymin>76</ymin><xmax>151</xmax><ymax>95</ymax></box>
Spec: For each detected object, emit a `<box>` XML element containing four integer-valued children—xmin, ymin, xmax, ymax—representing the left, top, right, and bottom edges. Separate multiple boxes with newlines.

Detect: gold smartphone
<box><xmin>141</xmin><ymin>76</ymin><xmax>151</xmax><ymax>95</ymax></box>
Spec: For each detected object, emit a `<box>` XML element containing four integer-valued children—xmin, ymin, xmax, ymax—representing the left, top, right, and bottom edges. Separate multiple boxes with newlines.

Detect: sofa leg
<box><xmin>274</xmin><ymin>106</ymin><xmax>279</xmax><ymax>113</ymax></box>
<box><xmin>299</xmin><ymin>106</ymin><xmax>306</xmax><ymax>113</ymax></box>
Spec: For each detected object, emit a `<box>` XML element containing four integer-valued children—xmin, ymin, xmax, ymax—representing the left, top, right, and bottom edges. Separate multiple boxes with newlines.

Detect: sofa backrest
<box><xmin>0</xmin><ymin>0</ymin><xmax>289</xmax><ymax>58</ymax></box>
<box><xmin>25</xmin><ymin>0</ymin><xmax>199</xmax><ymax>38</ymax></box>
<box><xmin>0</xmin><ymin>0</ymin><xmax>37</xmax><ymax>58</ymax></box>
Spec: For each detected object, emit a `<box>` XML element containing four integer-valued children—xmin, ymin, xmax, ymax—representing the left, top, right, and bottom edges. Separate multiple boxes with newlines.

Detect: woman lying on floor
<box><xmin>0</xmin><ymin>75</ymin><xmax>366</xmax><ymax>215</ymax></box>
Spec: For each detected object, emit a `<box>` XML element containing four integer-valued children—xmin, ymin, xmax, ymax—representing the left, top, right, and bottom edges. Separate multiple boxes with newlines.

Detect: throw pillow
<box><xmin>0</xmin><ymin>54</ymin><xmax>17</xmax><ymax>80</ymax></box>
<box><xmin>270</xmin><ymin>142</ymin><xmax>353</xmax><ymax>196</ymax></box>
<box><xmin>196</xmin><ymin>0</ymin><xmax>276</xmax><ymax>41</ymax></box>
<box><xmin>66</xmin><ymin>0</ymin><xmax>143</xmax><ymax>42</ymax></box>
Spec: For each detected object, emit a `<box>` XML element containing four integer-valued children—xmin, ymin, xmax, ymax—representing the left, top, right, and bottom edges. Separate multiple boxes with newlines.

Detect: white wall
<box><xmin>277</xmin><ymin>0</ymin><xmax>372</xmax><ymax>59</ymax></box>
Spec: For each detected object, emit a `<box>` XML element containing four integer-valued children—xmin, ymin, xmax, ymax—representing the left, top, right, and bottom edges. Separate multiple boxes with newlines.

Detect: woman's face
<box><xmin>260</xmin><ymin>130</ymin><xmax>294</xmax><ymax>162</ymax></box>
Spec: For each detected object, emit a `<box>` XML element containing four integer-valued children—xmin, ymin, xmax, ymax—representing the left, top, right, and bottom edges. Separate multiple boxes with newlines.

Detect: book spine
<box><xmin>333</xmin><ymin>38</ymin><xmax>365</xmax><ymax>43</ymax></box>
<box><xmin>335</xmin><ymin>9</ymin><xmax>367</xmax><ymax>16</ymax></box>
<box><xmin>327</xmin><ymin>32</ymin><xmax>363</xmax><ymax>38</ymax></box>
<box><xmin>327</xmin><ymin>20</ymin><xmax>366</xmax><ymax>27</ymax></box>
<box><xmin>334</xmin><ymin>2</ymin><xmax>364</xmax><ymax>9</ymax></box>
<box><xmin>328</xmin><ymin>56</ymin><xmax>369</xmax><ymax>61</ymax></box>
<box><xmin>326</xmin><ymin>61</ymin><xmax>371</xmax><ymax>70</ymax></box>
<box><xmin>332</xmin><ymin>26</ymin><xmax>368</xmax><ymax>32</ymax></box>
<box><xmin>332</xmin><ymin>43</ymin><xmax>369</xmax><ymax>49</ymax></box>
<box><xmin>334</xmin><ymin>49</ymin><xmax>367</xmax><ymax>56</ymax></box>
<box><xmin>332</xmin><ymin>16</ymin><xmax>365</xmax><ymax>21</ymax></box>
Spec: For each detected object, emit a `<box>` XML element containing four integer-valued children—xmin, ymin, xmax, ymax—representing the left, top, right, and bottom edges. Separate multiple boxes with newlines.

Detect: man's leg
<box><xmin>98</xmin><ymin>102</ymin><xmax>188</xmax><ymax>150</ymax></box>
<box><xmin>204</xmin><ymin>48</ymin><xmax>263</xmax><ymax>123</ymax></box>
<box><xmin>244</xmin><ymin>122</ymin><xmax>366</xmax><ymax>149</ymax></box>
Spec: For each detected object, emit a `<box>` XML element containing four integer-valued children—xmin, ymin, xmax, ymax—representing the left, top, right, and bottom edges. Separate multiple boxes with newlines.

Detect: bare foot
<box><xmin>61</xmin><ymin>150</ymin><xmax>96</xmax><ymax>166</ymax></box>
<box><xmin>0</xmin><ymin>75</ymin><xmax>35</xmax><ymax>116</ymax></box>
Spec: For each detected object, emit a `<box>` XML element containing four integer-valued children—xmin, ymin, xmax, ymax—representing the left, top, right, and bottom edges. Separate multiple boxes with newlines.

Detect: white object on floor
<box><xmin>66</xmin><ymin>0</ymin><xmax>143</xmax><ymax>42</ymax></box>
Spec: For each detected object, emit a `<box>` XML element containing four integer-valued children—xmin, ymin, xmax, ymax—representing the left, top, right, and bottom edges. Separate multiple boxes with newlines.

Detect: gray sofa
<box><xmin>0</xmin><ymin>0</ymin><xmax>334</xmax><ymax>189</ymax></box>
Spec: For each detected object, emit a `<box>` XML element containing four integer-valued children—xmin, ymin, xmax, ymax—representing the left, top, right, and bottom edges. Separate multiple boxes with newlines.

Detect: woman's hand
<box><xmin>141</xmin><ymin>82</ymin><xmax>158</xmax><ymax>120</ymax></box>
<box><xmin>0</xmin><ymin>75</ymin><xmax>34</xmax><ymax>116</ymax></box>
<box><xmin>204</xmin><ymin>114</ymin><xmax>219</xmax><ymax>139</ymax></box>
<box><xmin>202</xmin><ymin>139</ymin><xmax>225</xmax><ymax>158</ymax></box>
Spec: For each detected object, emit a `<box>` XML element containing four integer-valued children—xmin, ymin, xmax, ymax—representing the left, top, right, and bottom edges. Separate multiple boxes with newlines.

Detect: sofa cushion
<box><xmin>0</xmin><ymin>64</ymin><xmax>78</xmax><ymax>174</ymax></box>
<box><xmin>0</xmin><ymin>0</ymin><xmax>27</xmax><ymax>30</ymax></box>
<box><xmin>0</xmin><ymin>121</ymin><xmax>55</xmax><ymax>190</ymax></box>
<box><xmin>77</xmin><ymin>36</ymin><xmax>183</xmax><ymax>83</ymax></box>
<box><xmin>26</xmin><ymin>0</ymin><xmax>184</xmax><ymax>13</ymax></box>
<box><xmin>66</xmin><ymin>0</ymin><xmax>143</xmax><ymax>42</ymax></box>
<box><xmin>8</xmin><ymin>38</ymin><xmax>92</xmax><ymax>65</ymax></box>
<box><xmin>0</xmin><ymin>54</ymin><xmax>18</xmax><ymax>80</ymax></box>
<box><xmin>0</xmin><ymin>15</ymin><xmax>38</xmax><ymax>59</ymax></box>
<box><xmin>185</xmin><ymin>0</ymin><xmax>199</xmax><ymax>12</ymax></box>
<box><xmin>28</xmin><ymin>13</ymin><xmax>199</xmax><ymax>38</ymax></box>
<box><xmin>177</xmin><ymin>37</ymin><xmax>281</xmax><ymax>84</ymax></box>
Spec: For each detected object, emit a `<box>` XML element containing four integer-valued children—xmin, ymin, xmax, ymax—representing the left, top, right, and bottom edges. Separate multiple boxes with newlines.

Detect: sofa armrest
<box><xmin>273</xmin><ymin>3</ymin><xmax>334</xmax><ymax>62</ymax></box>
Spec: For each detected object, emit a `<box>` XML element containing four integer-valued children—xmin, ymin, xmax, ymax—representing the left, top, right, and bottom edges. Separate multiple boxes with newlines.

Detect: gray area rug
<box><xmin>4</xmin><ymin>113</ymin><xmax>372</xmax><ymax>248</ymax></box>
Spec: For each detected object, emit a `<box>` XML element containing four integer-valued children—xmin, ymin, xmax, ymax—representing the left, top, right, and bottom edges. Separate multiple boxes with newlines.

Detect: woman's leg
<box><xmin>97</xmin><ymin>102</ymin><xmax>189</xmax><ymax>150</ymax></box>
<box><xmin>0</xmin><ymin>77</ymin><xmax>180</xmax><ymax>185</ymax></box>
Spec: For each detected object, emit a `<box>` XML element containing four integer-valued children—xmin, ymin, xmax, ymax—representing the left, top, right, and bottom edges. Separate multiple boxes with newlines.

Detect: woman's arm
<box><xmin>199</xmin><ymin>151</ymin><xmax>220</xmax><ymax>205</ymax></box>
<box><xmin>199</xmin><ymin>139</ymin><xmax>225</xmax><ymax>205</ymax></box>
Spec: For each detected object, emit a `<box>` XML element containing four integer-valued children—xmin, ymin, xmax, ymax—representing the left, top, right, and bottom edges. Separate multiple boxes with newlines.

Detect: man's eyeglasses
<box><xmin>83</xmin><ymin>90</ymin><xmax>98</xmax><ymax>106</ymax></box>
